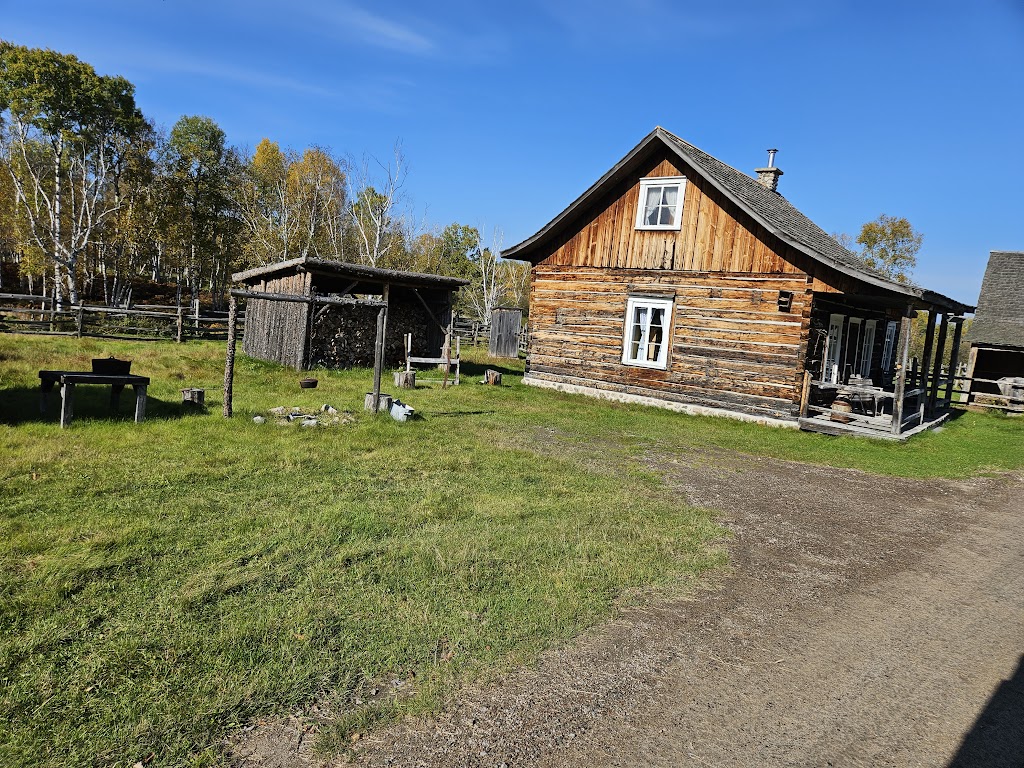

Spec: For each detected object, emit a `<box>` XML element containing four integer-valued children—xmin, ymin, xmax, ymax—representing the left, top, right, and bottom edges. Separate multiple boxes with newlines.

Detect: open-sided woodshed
<box><xmin>231</xmin><ymin>257</ymin><xmax>468</xmax><ymax>371</ymax></box>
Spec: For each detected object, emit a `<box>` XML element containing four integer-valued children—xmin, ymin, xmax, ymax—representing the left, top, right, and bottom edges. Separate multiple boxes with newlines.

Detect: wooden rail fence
<box><xmin>0</xmin><ymin>293</ymin><xmax>244</xmax><ymax>342</ymax></box>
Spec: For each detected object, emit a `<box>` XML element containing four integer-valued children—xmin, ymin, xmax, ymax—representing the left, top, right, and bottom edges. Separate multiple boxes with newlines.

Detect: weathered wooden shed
<box><xmin>503</xmin><ymin>127</ymin><xmax>975</xmax><ymax>438</ymax></box>
<box><xmin>964</xmin><ymin>250</ymin><xmax>1024</xmax><ymax>412</ymax></box>
<box><xmin>232</xmin><ymin>257</ymin><xmax>468</xmax><ymax>371</ymax></box>
<box><xmin>488</xmin><ymin>306</ymin><xmax>523</xmax><ymax>358</ymax></box>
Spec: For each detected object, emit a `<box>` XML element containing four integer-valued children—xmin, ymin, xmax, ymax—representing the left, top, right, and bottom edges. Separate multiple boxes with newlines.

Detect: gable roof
<box><xmin>503</xmin><ymin>127</ymin><xmax>972</xmax><ymax>314</ymax></box>
<box><xmin>967</xmin><ymin>251</ymin><xmax>1024</xmax><ymax>348</ymax></box>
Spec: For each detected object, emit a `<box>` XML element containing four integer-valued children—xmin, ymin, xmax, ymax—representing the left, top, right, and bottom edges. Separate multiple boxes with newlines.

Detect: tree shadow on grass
<box><xmin>459</xmin><ymin>359</ymin><xmax>523</xmax><ymax>379</ymax></box>
<box><xmin>0</xmin><ymin>385</ymin><xmax>202</xmax><ymax>427</ymax></box>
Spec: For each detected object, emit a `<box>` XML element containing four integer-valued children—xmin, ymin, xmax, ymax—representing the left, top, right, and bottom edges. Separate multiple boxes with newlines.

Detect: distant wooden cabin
<box><xmin>964</xmin><ymin>251</ymin><xmax>1024</xmax><ymax>412</ymax></box>
<box><xmin>502</xmin><ymin>127</ymin><xmax>974</xmax><ymax>438</ymax></box>
<box><xmin>232</xmin><ymin>257</ymin><xmax>467</xmax><ymax>371</ymax></box>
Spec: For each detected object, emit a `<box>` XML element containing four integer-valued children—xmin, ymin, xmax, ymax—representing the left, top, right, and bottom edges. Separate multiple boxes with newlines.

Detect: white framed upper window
<box><xmin>635</xmin><ymin>177</ymin><xmax>686</xmax><ymax>230</ymax></box>
<box><xmin>622</xmin><ymin>296</ymin><xmax>673</xmax><ymax>369</ymax></box>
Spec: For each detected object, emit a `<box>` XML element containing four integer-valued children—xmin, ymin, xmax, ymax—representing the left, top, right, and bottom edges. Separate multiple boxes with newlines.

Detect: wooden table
<box><xmin>39</xmin><ymin>370</ymin><xmax>151</xmax><ymax>428</ymax></box>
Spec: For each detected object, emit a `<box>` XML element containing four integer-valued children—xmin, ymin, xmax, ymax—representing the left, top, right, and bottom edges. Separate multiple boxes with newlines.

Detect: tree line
<box><xmin>0</xmin><ymin>42</ymin><xmax>528</xmax><ymax>318</ymax></box>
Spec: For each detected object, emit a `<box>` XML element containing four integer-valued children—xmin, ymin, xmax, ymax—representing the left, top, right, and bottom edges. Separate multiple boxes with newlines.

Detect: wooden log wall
<box><xmin>528</xmin><ymin>266</ymin><xmax>810</xmax><ymax>419</ymax></box>
<box><xmin>241</xmin><ymin>273</ymin><xmax>310</xmax><ymax>370</ymax></box>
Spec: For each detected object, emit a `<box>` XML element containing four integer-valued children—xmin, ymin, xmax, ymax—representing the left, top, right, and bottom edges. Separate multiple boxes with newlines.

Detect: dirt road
<box><xmin>236</xmin><ymin>450</ymin><xmax>1024</xmax><ymax>767</ymax></box>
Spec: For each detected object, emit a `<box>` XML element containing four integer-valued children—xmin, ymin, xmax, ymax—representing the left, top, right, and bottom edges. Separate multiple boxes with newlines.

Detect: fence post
<box><xmin>223</xmin><ymin>295</ymin><xmax>237</xmax><ymax>418</ymax></box>
<box><xmin>76</xmin><ymin>304</ymin><xmax>84</xmax><ymax>338</ymax></box>
<box><xmin>176</xmin><ymin>305</ymin><xmax>184</xmax><ymax>343</ymax></box>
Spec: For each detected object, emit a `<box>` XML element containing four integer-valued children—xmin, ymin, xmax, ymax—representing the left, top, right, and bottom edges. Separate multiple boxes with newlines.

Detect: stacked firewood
<box><xmin>309</xmin><ymin>302</ymin><xmax>429</xmax><ymax>369</ymax></box>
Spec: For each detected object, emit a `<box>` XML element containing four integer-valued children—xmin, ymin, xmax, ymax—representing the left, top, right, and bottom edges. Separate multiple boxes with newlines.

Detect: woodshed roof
<box><xmin>232</xmin><ymin>256</ymin><xmax>469</xmax><ymax>291</ymax></box>
<box><xmin>966</xmin><ymin>251</ymin><xmax>1024</xmax><ymax>348</ymax></box>
<box><xmin>503</xmin><ymin>127</ymin><xmax>973</xmax><ymax>314</ymax></box>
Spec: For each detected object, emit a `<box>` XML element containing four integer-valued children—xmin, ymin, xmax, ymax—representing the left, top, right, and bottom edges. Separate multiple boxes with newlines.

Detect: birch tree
<box><xmin>0</xmin><ymin>42</ymin><xmax>146</xmax><ymax>305</ymax></box>
<box><xmin>346</xmin><ymin>143</ymin><xmax>407</xmax><ymax>267</ymax></box>
<box><xmin>464</xmin><ymin>226</ymin><xmax>505</xmax><ymax>321</ymax></box>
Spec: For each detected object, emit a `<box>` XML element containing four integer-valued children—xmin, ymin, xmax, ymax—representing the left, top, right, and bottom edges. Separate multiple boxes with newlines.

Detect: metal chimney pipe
<box><xmin>766</xmin><ymin>149</ymin><xmax>778</xmax><ymax>168</ymax></box>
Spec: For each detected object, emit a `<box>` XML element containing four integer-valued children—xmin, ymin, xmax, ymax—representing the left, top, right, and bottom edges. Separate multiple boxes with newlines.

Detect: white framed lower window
<box><xmin>622</xmin><ymin>296</ymin><xmax>673</xmax><ymax>369</ymax></box>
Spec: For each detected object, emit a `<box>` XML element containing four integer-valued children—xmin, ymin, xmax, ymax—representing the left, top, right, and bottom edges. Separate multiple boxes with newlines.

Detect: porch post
<box><xmin>918</xmin><ymin>310</ymin><xmax>938</xmax><ymax>390</ymax></box>
<box><xmin>891</xmin><ymin>309</ymin><xmax>914</xmax><ymax>435</ymax></box>
<box><xmin>964</xmin><ymin>344</ymin><xmax>979</xmax><ymax>405</ymax></box>
<box><xmin>943</xmin><ymin>317</ymin><xmax>965</xmax><ymax>410</ymax></box>
<box><xmin>927</xmin><ymin>313</ymin><xmax>949</xmax><ymax>415</ymax></box>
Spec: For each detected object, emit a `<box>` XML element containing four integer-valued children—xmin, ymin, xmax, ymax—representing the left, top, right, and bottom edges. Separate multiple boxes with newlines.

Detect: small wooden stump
<box><xmin>182</xmin><ymin>388</ymin><xmax>206</xmax><ymax>406</ymax></box>
<box><xmin>364</xmin><ymin>392</ymin><xmax>393</xmax><ymax>413</ymax></box>
<box><xmin>394</xmin><ymin>370</ymin><xmax>416</xmax><ymax>389</ymax></box>
<box><xmin>483</xmin><ymin>369</ymin><xmax>502</xmax><ymax>386</ymax></box>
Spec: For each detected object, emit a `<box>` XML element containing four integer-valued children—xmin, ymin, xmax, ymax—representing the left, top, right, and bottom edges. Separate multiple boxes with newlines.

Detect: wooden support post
<box><xmin>798</xmin><ymin>370</ymin><xmax>812</xmax><ymax>418</ymax></box>
<box><xmin>891</xmin><ymin>311</ymin><xmax>913</xmax><ymax>435</ymax></box>
<box><xmin>918</xmin><ymin>310</ymin><xmax>937</xmax><ymax>390</ymax></box>
<box><xmin>963</xmin><ymin>344</ymin><xmax>979</xmax><ymax>404</ymax></box>
<box><xmin>75</xmin><ymin>304</ymin><xmax>84</xmax><ymax>338</ymax></box>
<box><xmin>303</xmin><ymin>292</ymin><xmax>316</xmax><ymax>370</ymax></box>
<box><xmin>223</xmin><ymin>295</ymin><xmax>237</xmax><ymax>418</ymax></box>
<box><xmin>60</xmin><ymin>382</ymin><xmax>75</xmax><ymax>428</ymax></box>
<box><xmin>371</xmin><ymin>285</ymin><xmax>389</xmax><ymax>413</ymax></box>
<box><xmin>943</xmin><ymin>317</ymin><xmax>964</xmax><ymax>410</ymax></box>
<box><xmin>927</xmin><ymin>313</ymin><xmax>948</xmax><ymax>415</ymax></box>
<box><xmin>442</xmin><ymin>324</ymin><xmax>452</xmax><ymax>390</ymax></box>
<box><xmin>176</xmin><ymin>305</ymin><xmax>184</xmax><ymax>343</ymax></box>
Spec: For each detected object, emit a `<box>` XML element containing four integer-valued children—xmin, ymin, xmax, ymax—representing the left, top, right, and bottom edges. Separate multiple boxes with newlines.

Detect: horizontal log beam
<box><xmin>230</xmin><ymin>289</ymin><xmax>386</xmax><ymax>308</ymax></box>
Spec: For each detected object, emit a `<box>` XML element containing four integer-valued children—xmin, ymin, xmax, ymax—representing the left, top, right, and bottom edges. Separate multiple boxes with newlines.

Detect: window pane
<box><xmin>662</xmin><ymin>185</ymin><xmax>678</xmax><ymax>206</ymax></box>
<box><xmin>645</xmin><ymin>207</ymin><xmax>660</xmax><ymax>226</ymax></box>
<box><xmin>647</xmin><ymin>308</ymin><xmax>664</xmax><ymax>361</ymax></box>
<box><xmin>645</xmin><ymin>187</ymin><xmax>662</xmax><ymax>208</ymax></box>
<box><xmin>659</xmin><ymin>206</ymin><xmax>675</xmax><ymax>226</ymax></box>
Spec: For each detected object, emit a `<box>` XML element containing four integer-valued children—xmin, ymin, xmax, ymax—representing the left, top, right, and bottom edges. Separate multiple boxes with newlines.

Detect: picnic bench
<box><xmin>39</xmin><ymin>370</ymin><xmax>150</xmax><ymax>428</ymax></box>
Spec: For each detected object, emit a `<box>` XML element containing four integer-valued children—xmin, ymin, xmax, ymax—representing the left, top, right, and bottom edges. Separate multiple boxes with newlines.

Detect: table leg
<box><xmin>39</xmin><ymin>380</ymin><xmax>54</xmax><ymax>415</ymax></box>
<box><xmin>111</xmin><ymin>383</ymin><xmax>125</xmax><ymax>412</ymax></box>
<box><xmin>60</xmin><ymin>382</ymin><xmax>75</xmax><ymax>428</ymax></box>
<box><xmin>133</xmin><ymin>384</ymin><xmax>147</xmax><ymax>423</ymax></box>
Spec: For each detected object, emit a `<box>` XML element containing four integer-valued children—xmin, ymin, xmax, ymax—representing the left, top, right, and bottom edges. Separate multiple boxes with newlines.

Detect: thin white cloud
<box><xmin>131</xmin><ymin>49</ymin><xmax>335</xmax><ymax>98</ymax></box>
<box><xmin>312</xmin><ymin>3</ymin><xmax>437</xmax><ymax>55</ymax></box>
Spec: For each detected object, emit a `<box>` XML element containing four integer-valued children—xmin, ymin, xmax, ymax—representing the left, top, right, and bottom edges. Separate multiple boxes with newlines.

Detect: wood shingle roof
<box><xmin>967</xmin><ymin>251</ymin><xmax>1024</xmax><ymax>348</ymax></box>
<box><xmin>503</xmin><ymin>127</ymin><xmax>973</xmax><ymax>314</ymax></box>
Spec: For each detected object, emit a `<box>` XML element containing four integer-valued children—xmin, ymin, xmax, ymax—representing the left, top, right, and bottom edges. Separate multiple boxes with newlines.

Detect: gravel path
<box><xmin>232</xmin><ymin>449</ymin><xmax>1024</xmax><ymax>768</ymax></box>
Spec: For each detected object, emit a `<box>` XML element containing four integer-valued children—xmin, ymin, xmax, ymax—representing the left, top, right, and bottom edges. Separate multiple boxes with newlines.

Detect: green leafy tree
<box><xmin>855</xmin><ymin>214</ymin><xmax>922</xmax><ymax>284</ymax></box>
<box><xmin>0</xmin><ymin>41</ymin><xmax>147</xmax><ymax>305</ymax></box>
<box><xmin>163</xmin><ymin>115</ymin><xmax>236</xmax><ymax>304</ymax></box>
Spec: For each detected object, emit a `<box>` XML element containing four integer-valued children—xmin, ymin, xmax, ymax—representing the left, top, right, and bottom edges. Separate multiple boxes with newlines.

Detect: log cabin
<box><xmin>502</xmin><ymin>127</ymin><xmax>974</xmax><ymax>438</ymax></box>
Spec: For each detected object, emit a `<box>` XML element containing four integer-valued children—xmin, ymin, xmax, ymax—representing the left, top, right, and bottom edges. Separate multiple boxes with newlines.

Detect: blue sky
<box><xmin>4</xmin><ymin>0</ymin><xmax>1022</xmax><ymax>304</ymax></box>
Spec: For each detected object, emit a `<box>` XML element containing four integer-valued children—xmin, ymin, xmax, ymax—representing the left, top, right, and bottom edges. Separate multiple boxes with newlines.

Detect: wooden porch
<box><xmin>797</xmin><ymin>305</ymin><xmax>969</xmax><ymax>440</ymax></box>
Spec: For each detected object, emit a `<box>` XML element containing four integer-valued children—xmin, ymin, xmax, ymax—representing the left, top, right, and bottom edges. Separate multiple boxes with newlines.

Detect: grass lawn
<box><xmin>1</xmin><ymin>334</ymin><xmax>1021</xmax><ymax>767</ymax></box>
